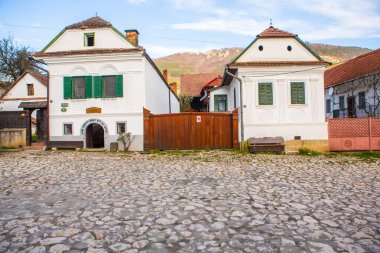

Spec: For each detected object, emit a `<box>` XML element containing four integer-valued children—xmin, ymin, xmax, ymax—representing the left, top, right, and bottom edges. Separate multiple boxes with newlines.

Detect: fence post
<box><xmin>232</xmin><ymin>108</ymin><xmax>239</xmax><ymax>149</ymax></box>
<box><xmin>143</xmin><ymin>108</ymin><xmax>151</xmax><ymax>151</ymax></box>
<box><xmin>369</xmin><ymin>117</ymin><xmax>372</xmax><ymax>151</ymax></box>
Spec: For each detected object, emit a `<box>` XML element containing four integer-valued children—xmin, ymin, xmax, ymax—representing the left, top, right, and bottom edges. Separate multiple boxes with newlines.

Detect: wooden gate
<box><xmin>328</xmin><ymin>117</ymin><xmax>380</xmax><ymax>151</ymax></box>
<box><xmin>144</xmin><ymin>108</ymin><xmax>239</xmax><ymax>150</ymax></box>
<box><xmin>0</xmin><ymin>111</ymin><xmax>31</xmax><ymax>145</ymax></box>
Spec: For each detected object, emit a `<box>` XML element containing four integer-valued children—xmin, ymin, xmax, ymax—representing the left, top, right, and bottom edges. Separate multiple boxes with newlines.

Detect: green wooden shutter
<box><xmin>93</xmin><ymin>76</ymin><xmax>102</xmax><ymax>98</ymax></box>
<box><xmin>85</xmin><ymin>76</ymin><xmax>93</xmax><ymax>98</ymax></box>
<box><xmin>291</xmin><ymin>82</ymin><xmax>305</xmax><ymax>104</ymax></box>
<box><xmin>63</xmin><ymin>77</ymin><xmax>72</xmax><ymax>99</ymax></box>
<box><xmin>258</xmin><ymin>83</ymin><xmax>273</xmax><ymax>105</ymax></box>
<box><xmin>115</xmin><ymin>75</ymin><xmax>123</xmax><ymax>97</ymax></box>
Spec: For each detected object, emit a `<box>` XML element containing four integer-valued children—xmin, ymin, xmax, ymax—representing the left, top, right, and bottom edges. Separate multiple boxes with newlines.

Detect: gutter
<box><xmin>225</xmin><ymin>67</ymin><xmax>244</xmax><ymax>149</ymax></box>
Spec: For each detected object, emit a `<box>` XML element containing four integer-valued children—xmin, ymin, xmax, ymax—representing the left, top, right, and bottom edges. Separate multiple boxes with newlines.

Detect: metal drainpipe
<box><xmin>225</xmin><ymin>67</ymin><xmax>244</xmax><ymax>149</ymax></box>
<box><xmin>28</xmin><ymin>57</ymin><xmax>49</xmax><ymax>146</ymax></box>
<box><xmin>169</xmin><ymin>88</ymin><xmax>172</xmax><ymax>114</ymax></box>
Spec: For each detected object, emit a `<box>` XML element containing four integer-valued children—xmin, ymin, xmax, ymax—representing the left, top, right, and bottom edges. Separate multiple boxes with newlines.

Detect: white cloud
<box><xmin>170</xmin><ymin>0</ymin><xmax>380</xmax><ymax>41</ymax></box>
<box><xmin>124</xmin><ymin>0</ymin><xmax>148</xmax><ymax>5</ymax></box>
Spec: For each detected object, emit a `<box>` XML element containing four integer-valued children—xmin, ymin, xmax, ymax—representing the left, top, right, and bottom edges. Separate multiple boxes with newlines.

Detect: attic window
<box><xmin>27</xmin><ymin>83</ymin><xmax>34</xmax><ymax>96</ymax></box>
<box><xmin>84</xmin><ymin>33</ymin><xmax>95</xmax><ymax>47</ymax></box>
<box><xmin>287</xmin><ymin>45</ymin><xmax>292</xmax><ymax>51</ymax></box>
<box><xmin>258</xmin><ymin>45</ymin><xmax>263</xmax><ymax>51</ymax></box>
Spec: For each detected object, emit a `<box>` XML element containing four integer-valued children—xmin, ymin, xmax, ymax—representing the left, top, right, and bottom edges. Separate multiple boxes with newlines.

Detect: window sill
<box><xmin>101</xmin><ymin>97</ymin><xmax>118</xmax><ymax>100</ymax></box>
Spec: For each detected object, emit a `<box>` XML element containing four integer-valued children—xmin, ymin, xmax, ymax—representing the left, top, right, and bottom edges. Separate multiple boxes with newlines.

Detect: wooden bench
<box><xmin>247</xmin><ymin>137</ymin><xmax>285</xmax><ymax>154</ymax></box>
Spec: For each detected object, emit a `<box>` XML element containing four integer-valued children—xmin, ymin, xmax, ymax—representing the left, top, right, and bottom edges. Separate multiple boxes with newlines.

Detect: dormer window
<box><xmin>84</xmin><ymin>33</ymin><xmax>95</xmax><ymax>47</ymax></box>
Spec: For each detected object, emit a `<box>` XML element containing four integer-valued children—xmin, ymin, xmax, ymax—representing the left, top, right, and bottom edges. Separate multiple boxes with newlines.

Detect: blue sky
<box><xmin>0</xmin><ymin>0</ymin><xmax>379</xmax><ymax>58</ymax></box>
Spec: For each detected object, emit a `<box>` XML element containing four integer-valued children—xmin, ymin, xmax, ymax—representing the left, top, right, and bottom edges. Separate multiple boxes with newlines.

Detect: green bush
<box><xmin>0</xmin><ymin>146</ymin><xmax>16</xmax><ymax>149</ymax></box>
<box><xmin>298</xmin><ymin>147</ymin><xmax>321</xmax><ymax>156</ymax></box>
<box><xmin>242</xmin><ymin>140</ymin><xmax>250</xmax><ymax>153</ymax></box>
<box><xmin>32</xmin><ymin>134</ymin><xmax>38</xmax><ymax>142</ymax></box>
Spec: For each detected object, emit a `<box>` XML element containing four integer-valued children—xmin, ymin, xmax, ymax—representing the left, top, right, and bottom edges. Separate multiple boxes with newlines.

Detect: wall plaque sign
<box><xmin>86</xmin><ymin>107</ymin><xmax>102</xmax><ymax>114</ymax></box>
<box><xmin>61</xmin><ymin>103</ymin><xmax>69</xmax><ymax>107</ymax></box>
<box><xmin>196</xmin><ymin>116</ymin><xmax>201</xmax><ymax>123</ymax></box>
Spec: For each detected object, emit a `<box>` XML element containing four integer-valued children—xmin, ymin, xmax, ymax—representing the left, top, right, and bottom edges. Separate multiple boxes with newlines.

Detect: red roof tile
<box><xmin>66</xmin><ymin>16</ymin><xmax>112</xmax><ymax>29</ymax></box>
<box><xmin>181</xmin><ymin>73</ymin><xmax>221</xmax><ymax>96</ymax></box>
<box><xmin>259</xmin><ymin>26</ymin><xmax>296</xmax><ymax>37</ymax></box>
<box><xmin>325</xmin><ymin>49</ymin><xmax>380</xmax><ymax>88</ymax></box>
<box><xmin>229</xmin><ymin>61</ymin><xmax>329</xmax><ymax>67</ymax></box>
<box><xmin>202</xmin><ymin>75</ymin><xmax>223</xmax><ymax>90</ymax></box>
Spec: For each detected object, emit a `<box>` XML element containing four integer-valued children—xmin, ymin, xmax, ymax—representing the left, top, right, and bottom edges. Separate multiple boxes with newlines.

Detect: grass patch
<box><xmin>0</xmin><ymin>146</ymin><xmax>17</xmax><ymax>149</ymax></box>
<box><xmin>298</xmin><ymin>147</ymin><xmax>321</xmax><ymax>156</ymax></box>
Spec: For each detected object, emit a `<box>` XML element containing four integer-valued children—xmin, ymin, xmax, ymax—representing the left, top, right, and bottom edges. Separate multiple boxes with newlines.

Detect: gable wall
<box><xmin>237</xmin><ymin>38</ymin><xmax>317</xmax><ymax>62</ymax></box>
<box><xmin>1</xmin><ymin>74</ymin><xmax>47</xmax><ymax>111</ymax></box>
<box><xmin>45</xmin><ymin>28</ymin><xmax>134</xmax><ymax>52</ymax></box>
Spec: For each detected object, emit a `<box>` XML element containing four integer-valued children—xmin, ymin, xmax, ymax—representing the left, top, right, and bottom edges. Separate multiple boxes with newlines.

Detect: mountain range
<box><xmin>154</xmin><ymin>43</ymin><xmax>372</xmax><ymax>79</ymax></box>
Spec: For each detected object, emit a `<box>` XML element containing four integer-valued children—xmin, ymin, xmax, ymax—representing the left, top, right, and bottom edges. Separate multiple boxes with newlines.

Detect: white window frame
<box><xmin>63</xmin><ymin>123</ymin><xmax>73</xmax><ymax>136</ymax></box>
<box><xmin>116</xmin><ymin>121</ymin><xmax>127</xmax><ymax>134</ymax></box>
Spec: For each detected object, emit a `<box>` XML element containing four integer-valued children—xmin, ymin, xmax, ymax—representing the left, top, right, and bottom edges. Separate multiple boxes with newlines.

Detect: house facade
<box><xmin>34</xmin><ymin>17</ymin><xmax>179</xmax><ymax>151</ymax></box>
<box><xmin>0</xmin><ymin>70</ymin><xmax>48</xmax><ymax>141</ymax></box>
<box><xmin>210</xmin><ymin>26</ymin><xmax>330</xmax><ymax>142</ymax></box>
<box><xmin>325</xmin><ymin>49</ymin><xmax>380</xmax><ymax>119</ymax></box>
<box><xmin>0</xmin><ymin>70</ymin><xmax>47</xmax><ymax>111</ymax></box>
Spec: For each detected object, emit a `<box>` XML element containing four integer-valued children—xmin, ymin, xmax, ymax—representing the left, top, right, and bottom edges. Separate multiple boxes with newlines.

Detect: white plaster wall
<box><xmin>46</xmin><ymin>28</ymin><xmax>134</xmax><ymax>52</ymax></box>
<box><xmin>144</xmin><ymin>58</ymin><xmax>180</xmax><ymax>114</ymax></box>
<box><xmin>237</xmin><ymin>38</ymin><xmax>318</xmax><ymax>62</ymax></box>
<box><xmin>170</xmin><ymin>92</ymin><xmax>180</xmax><ymax>113</ymax></box>
<box><xmin>217</xmin><ymin>66</ymin><xmax>327</xmax><ymax>141</ymax></box>
<box><xmin>42</xmin><ymin>52</ymin><xmax>146</xmax><ymax>150</ymax></box>
<box><xmin>1</xmin><ymin>73</ymin><xmax>47</xmax><ymax>111</ymax></box>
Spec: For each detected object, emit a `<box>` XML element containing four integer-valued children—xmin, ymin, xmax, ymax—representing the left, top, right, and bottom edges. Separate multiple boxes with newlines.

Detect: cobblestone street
<box><xmin>0</xmin><ymin>151</ymin><xmax>379</xmax><ymax>253</ymax></box>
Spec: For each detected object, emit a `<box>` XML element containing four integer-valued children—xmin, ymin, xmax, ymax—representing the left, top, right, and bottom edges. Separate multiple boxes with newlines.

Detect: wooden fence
<box><xmin>144</xmin><ymin>108</ymin><xmax>239</xmax><ymax>150</ymax></box>
<box><xmin>328</xmin><ymin>117</ymin><xmax>380</xmax><ymax>151</ymax></box>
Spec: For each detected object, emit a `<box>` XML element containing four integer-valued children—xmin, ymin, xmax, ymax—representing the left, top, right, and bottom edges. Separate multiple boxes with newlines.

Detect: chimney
<box><xmin>125</xmin><ymin>29</ymin><xmax>139</xmax><ymax>45</ymax></box>
<box><xmin>163</xmin><ymin>69</ymin><xmax>168</xmax><ymax>82</ymax></box>
<box><xmin>170</xmin><ymin>82</ymin><xmax>177</xmax><ymax>95</ymax></box>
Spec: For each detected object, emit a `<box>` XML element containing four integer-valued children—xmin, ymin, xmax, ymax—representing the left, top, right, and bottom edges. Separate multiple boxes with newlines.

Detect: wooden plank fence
<box><xmin>144</xmin><ymin>108</ymin><xmax>239</xmax><ymax>150</ymax></box>
<box><xmin>0</xmin><ymin>111</ymin><xmax>31</xmax><ymax>145</ymax></box>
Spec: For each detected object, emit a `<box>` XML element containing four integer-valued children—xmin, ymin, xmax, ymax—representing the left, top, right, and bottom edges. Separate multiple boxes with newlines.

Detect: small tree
<box><xmin>117</xmin><ymin>132</ymin><xmax>135</xmax><ymax>151</ymax></box>
<box><xmin>179</xmin><ymin>95</ymin><xmax>193</xmax><ymax>111</ymax></box>
<box><xmin>0</xmin><ymin>36</ymin><xmax>35</xmax><ymax>83</ymax></box>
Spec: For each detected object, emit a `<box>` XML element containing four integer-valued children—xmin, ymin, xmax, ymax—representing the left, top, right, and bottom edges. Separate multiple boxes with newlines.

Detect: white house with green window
<box><xmin>210</xmin><ymin>26</ymin><xmax>330</xmax><ymax>142</ymax></box>
<box><xmin>34</xmin><ymin>16</ymin><xmax>179</xmax><ymax>151</ymax></box>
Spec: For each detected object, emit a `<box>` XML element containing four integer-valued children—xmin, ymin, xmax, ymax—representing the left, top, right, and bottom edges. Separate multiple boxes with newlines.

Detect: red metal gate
<box><xmin>328</xmin><ymin>117</ymin><xmax>380</xmax><ymax>151</ymax></box>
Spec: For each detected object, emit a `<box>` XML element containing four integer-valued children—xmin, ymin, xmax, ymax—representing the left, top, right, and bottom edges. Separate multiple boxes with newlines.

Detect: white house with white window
<box><xmin>34</xmin><ymin>16</ymin><xmax>179</xmax><ymax>151</ymax></box>
<box><xmin>210</xmin><ymin>26</ymin><xmax>330</xmax><ymax>142</ymax></box>
<box><xmin>0</xmin><ymin>70</ymin><xmax>47</xmax><ymax>111</ymax></box>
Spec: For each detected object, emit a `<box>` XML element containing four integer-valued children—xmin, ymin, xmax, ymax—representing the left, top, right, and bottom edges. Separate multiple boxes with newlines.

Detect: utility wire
<box><xmin>0</xmin><ymin>23</ymin><xmax>247</xmax><ymax>47</ymax></box>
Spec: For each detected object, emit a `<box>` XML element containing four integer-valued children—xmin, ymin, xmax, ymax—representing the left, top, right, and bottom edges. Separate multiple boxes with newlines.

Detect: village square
<box><xmin>1</xmin><ymin>0</ymin><xmax>380</xmax><ymax>252</ymax></box>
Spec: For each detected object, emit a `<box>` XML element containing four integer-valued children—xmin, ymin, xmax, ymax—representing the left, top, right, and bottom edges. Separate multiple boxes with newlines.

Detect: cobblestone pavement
<box><xmin>0</xmin><ymin>151</ymin><xmax>379</xmax><ymax>253</ymax></box>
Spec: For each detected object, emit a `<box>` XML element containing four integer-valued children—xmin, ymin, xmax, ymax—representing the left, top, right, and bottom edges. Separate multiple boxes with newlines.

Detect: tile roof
<box><xmin>325</xmin><ymin>49</ymin><xmax>380</xmax><ymax>88</ymax></box>
<box><xmin>66</xmin><ymin>16</ymin><xmax>112</xmax><ymax>29</ymax></box>
<box><xmin>202</xmin><ymin>75</ymin><xmax>223</xmax><ymax>90</ymax></box>
<box><xmin>229</xmin><ymin>61</ymin><xmax>329</xmax><ymax>67</ymax></box>
<box><xmin>258</xmin><ymin>26</ymin><xmax>296</xmax><ymax>37</ymax></box>
<box><xmin>26</xmin><ymin>69</ymin><xmax>48</xmax><ymax>86</ymax></box>
<box><xmin>181</xmin><ymin>73</ymin><xmax>221</xmax><ymax>96</ymax></box>
<box><xmin>18</xmin><ymin>101</ymin><xmax>48</xmax><ymax>109</ymax></box>
<box><xmin>34</xmin><ymin>48</ymin><xmax>143</xmax><ymax>57</ymax></box>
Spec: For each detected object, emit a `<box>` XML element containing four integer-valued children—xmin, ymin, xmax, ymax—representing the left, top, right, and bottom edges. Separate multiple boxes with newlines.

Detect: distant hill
<box><xmin>154</xmin><ymin>44</ymin><xmax>372</xmax><ymax>78</ymax></box>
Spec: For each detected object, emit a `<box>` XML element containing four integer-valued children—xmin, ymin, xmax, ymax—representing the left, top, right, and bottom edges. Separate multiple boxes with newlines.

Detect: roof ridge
<box><xmin>66</xmin><ymin>16</ymin><xmax>112</xmax><ymax>29</ymax></box>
